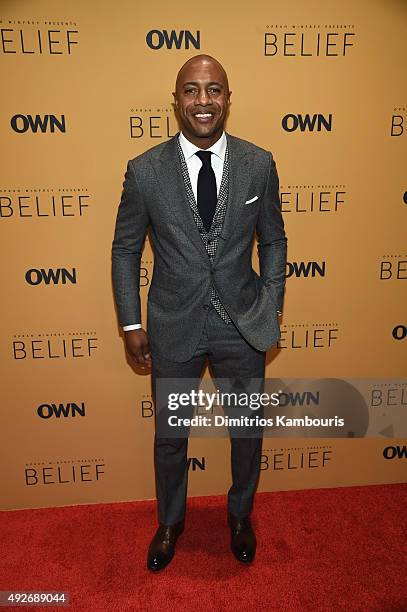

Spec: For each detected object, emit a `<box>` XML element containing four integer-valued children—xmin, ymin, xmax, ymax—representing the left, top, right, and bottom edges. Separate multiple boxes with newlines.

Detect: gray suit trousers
<box><xmin>151</xmin><ymin>305</ymin><xmax>266</xmax><ymax>525</ymax></box>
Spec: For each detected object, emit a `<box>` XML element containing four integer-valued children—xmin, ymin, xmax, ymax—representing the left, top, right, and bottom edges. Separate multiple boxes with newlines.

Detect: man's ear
<box><xmin>172</xmin><ymin>92</ymin><xmax>177</xmax><ymax>107</ymax></box>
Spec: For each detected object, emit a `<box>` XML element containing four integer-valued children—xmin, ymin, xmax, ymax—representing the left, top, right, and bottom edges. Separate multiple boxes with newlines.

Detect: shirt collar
<box><xmin>178</xmin><ymin>131</ymin><xmax>227</xmax><ymax>162</ymax></box>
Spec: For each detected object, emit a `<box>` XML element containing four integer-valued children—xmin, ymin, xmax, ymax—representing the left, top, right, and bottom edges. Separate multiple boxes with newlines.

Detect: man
<box><xmin>111</xmin><ymin>54</ymin><xmax>287</xmax><ymax>571</ymax></box>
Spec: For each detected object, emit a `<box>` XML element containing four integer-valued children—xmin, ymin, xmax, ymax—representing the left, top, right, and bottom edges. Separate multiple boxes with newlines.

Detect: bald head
<box><xmin>172</xmin><ymin>54</ymin><xmax>231</xmax><ymax>148</ymax></box>
<box><xmin>175</xmin><ymin>54</ymin><xmax>229</xmax><ymax>93</ymax></box>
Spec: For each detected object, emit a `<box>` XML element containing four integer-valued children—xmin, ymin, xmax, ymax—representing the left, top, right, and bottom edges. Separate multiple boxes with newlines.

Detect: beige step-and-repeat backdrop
<box><xmin>1</xmin><ymin>0</ymin><xmax>406</xmax><ymax>511</ymax></box>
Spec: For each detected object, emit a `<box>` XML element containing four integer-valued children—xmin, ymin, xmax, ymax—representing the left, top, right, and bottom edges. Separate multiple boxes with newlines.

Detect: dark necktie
<box><xmin>195</xmin><ymin>150</ymin><xmax>217</xmax><ymax>231</ymax></box>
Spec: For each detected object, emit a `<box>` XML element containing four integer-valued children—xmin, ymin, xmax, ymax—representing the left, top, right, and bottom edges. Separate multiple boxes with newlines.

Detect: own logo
<box><xmin>146</xmin><ymin>30</ymin><xmax>200</xmax><ymax>50</ymax></box>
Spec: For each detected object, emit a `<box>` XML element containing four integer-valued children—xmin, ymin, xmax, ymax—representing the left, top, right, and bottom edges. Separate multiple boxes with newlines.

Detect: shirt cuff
<box><xmin>123</xmin><ymin>324</ymin><xmax>142</xmax><ymax>331</ymax></box>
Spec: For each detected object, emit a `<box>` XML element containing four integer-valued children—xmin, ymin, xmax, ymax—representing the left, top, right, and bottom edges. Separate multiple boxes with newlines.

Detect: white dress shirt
<box><xmin>123</xmin><ymin>131</ymin><xmax>227</xmax><ymax>331</ymax></box>
<box><xmin>178</xmin><ymin>130</ymin><xmax>227</xmax><ymax>200</ymax></box>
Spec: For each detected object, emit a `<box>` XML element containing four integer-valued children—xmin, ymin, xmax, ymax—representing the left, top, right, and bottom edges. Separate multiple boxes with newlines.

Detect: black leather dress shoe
<box><xmin>228</xmin><ymin>512</ymin><xmax>256</xmax><ymax>563</ymax></box>
<box><xmin>147</xmin><ymin>520</ymin><xmax>184</xmax><ymax>571</ymax></box>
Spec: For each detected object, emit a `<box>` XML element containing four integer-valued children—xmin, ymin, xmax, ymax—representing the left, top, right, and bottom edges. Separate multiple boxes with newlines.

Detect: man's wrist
<box><xmin>123</xmin><ymin>324</ymin><xmax>142</xmax><ymax>331</ymax></box>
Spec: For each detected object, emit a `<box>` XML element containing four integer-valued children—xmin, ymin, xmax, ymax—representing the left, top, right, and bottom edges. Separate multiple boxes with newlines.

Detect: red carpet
<box><xmin>1</xmin><ymin>484</ymin><xmax>406</xmax><ymax>611</ymax></box>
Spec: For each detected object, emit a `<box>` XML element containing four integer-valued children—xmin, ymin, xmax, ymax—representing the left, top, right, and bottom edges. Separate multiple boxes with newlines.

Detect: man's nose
<box><xmin>196</xmin><ymin>88</ymin><xmax>210</xmax><ymax>105</ymax></box>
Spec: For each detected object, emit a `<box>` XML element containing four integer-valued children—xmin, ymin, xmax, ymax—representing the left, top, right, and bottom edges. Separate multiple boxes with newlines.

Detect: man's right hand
<box><xmin>124</xmin><ymin>329</ymin><xmax>152</xmax><ymax>366</ymax></box>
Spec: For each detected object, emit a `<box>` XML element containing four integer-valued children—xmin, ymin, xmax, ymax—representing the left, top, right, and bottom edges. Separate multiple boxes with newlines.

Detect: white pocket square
<box><xmin>244</xmin><ymin>195</ymin><xmax>259</xmax><ymax>204</ymax></box>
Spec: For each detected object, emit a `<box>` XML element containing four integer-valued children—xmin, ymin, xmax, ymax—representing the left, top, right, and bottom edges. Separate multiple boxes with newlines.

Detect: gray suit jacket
<box><xmin>111</xmin><ymin>132</ymin><xmax>287</xmax><ymax>362</ymax></box>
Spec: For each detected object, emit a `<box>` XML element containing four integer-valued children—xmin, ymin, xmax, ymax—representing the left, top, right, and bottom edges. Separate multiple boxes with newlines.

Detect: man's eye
<box><xmin>185</xmin><ymin>88</ymin><xmax>197</xmax><ymax>94</ymax></box>
<box><xmin>209</xmin><ymin>88</ymin><xmax>220</xmax><ymax>94</ymax></box>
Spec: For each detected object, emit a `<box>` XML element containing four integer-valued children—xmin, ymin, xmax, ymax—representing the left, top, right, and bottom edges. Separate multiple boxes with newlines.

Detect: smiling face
<box><xmin>173</xmin><ymin>55</ymin><xmax>231</xmax><ymax>148</ymax></box>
